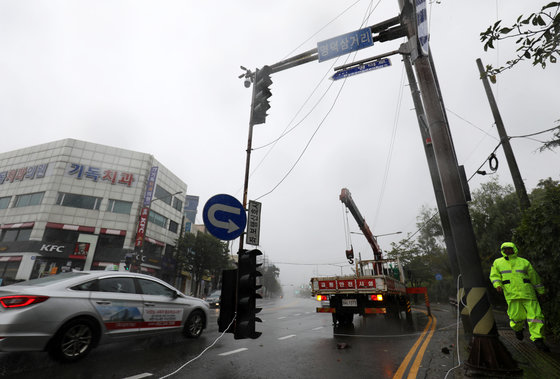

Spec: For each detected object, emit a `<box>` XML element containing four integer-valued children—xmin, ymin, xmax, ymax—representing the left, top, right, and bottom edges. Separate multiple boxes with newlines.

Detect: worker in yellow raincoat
<box><xmin>490</xmin><ymin>242</ymin><xmax>549</xmax><ymax>352</ymax></box>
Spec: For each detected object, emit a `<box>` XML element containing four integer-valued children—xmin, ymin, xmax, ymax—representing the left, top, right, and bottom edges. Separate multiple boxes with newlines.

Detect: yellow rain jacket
<box><xmin>490</xmin><ymin>242</ymin><xmax>545</xmax><ymax>301</ymax></box>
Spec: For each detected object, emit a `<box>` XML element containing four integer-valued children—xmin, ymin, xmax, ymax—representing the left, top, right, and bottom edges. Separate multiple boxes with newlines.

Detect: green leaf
<box><xmin>542</xmin><ymin>2</ymin><xmax>560</xmax><ymax>10</ymax></box>
<box><xmin>524</xmin><ymin>51</ymin><xmax>532</xmax><ymax>59</ymax></box>
<box><xmin>500</xmin><ymin>27</ymin><xmax>512</xmax><ymax>34</ymax></box>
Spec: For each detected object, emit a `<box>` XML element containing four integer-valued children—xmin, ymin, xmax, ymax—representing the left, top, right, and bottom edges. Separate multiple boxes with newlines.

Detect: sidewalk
<box><xmin>455</xmin><ymin>309</ymin><xmax>560</xmax><ymax>378</ymax></box>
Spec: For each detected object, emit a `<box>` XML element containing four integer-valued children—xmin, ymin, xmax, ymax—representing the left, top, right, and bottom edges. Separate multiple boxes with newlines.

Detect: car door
<box><xmin>89</xmin><ymin>276</ymin><xmax>144</xmax><ymax>336</ymax></box>
<box><xmin>137</xmin><ymin>278</ymin><xmax>187</xmax><ymax>334</ymax></box>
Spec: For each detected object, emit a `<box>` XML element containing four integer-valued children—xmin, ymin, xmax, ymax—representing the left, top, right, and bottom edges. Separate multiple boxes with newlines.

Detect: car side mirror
<box><xmin>172</xmin><ymin>291</ymin><xmax>180</xmax><ymax>299</ymax></box>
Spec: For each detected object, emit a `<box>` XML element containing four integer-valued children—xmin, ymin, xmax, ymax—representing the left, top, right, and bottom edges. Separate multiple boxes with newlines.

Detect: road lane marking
<box><xmin>278</xmin><ymin>316</ymin><xmax>287</xmax><ymax>319</ymax></box>
<box><xmin>123</xmin><ymin>374</ymin><xmax>153</xmax><ymax>379</ymax></box>
<box><xmin>408</xmin><ymin>316</ymin><xmax>437</xmax><ymax>378</ymax></box>
<box><xmin>278</xmin><ymin>334</ymin><xmax>296</xmax><ymax>340</ymax></box>
<box><xmin>392</xmin><ymin>314</ymin><xmax>435</xmax><ymax>379</ymax></box>
<box><xmin>218</xmin><ymin>348</ymin><xmax>248</xmax><ymax>356</ymax></box>
<box><xmin>294</xmin><ymin>313</ymin><xmax>301</xmax><ymax>316</ymax></box>
<box><xmin>312</xmin><ymin>326</ymin><xmax>324</xmax><ymax>331</ymax></box>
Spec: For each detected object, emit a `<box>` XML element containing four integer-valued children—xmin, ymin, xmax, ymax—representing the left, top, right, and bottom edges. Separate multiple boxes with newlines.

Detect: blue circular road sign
<box><xmin>203</xmin><ymin>194</ymin><xmax>247</xmax><ymax>241</ymax></box>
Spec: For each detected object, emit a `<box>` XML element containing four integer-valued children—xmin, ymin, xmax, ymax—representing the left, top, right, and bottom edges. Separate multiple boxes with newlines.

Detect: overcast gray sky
<box><xmin>1</xmin><ymin>1</ymin><xmax>558</xmax><ymax>287</ymax></box>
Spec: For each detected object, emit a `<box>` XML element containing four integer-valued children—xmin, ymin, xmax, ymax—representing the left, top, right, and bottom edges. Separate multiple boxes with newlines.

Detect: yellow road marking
<box><xmin>392</xmin><ymin>312</ymin><xmax>437</xmax><ymax>379</ymax></box>
<box><xmin>408</xmin><ymin>315</ymin><xmax>437</xmax><ymax>378</ymax></box>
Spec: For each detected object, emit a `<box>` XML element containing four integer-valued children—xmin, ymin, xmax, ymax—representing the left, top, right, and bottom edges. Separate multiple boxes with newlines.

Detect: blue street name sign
<box><xmin>317</xmin><ymin>27</ymin><xmax>374</xmax><ymax>63</ymax></box>
<box><xmin>203</xmin><ymin>194</ymin><xmax>247</xmax><ymax>241</ymax></box>
<box><xmin>330</xmin><ymin>58</ymin><xmax>392</xmax><ymax>81</ymax></box>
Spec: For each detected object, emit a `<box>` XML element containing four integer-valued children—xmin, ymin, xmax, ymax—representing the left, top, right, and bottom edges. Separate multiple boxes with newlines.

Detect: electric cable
<box><xmin>373</xmin><ymin>64</ymin><xmax>406</xmax><ymax>227</ymax></box>
<box><xmin>158</xmin><ymin>313</ymin><xmax>237</xmax><ymax>378</ymax></box>
<box><xmin>280</xmin><ymin>0</ymin><xmax>363</xmax><ymax>61</ymax></box>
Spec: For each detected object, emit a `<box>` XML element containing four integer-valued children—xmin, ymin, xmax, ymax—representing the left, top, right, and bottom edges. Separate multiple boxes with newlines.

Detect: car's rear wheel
<box><xmin>183</xmin><ymin>310</ymin><xmax>205</xmax><ymax>338</ymax></box>
<box><xmin>49</xmin><ymin>318</ymin><xmax>97</xmax><ymax>362</ymax></box>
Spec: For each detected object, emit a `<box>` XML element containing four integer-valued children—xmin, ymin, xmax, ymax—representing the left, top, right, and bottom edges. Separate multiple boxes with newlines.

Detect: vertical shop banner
<box><xmin>135</xmin><ymin>207</ymin><xmax>149</xmax><ymax>247</ymax></box>
<box><xmin>135</xmin><ymin>166</ymin><xmax>158</xmax><ymax>249</ymax></box>
<box><xmin>143</xmin><ymin>167</ymin><xmax>159</xmax><ymax>207</ymax></box>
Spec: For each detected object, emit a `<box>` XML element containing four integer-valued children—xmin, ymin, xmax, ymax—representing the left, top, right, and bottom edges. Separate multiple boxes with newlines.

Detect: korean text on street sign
<box><xmin>246</xmin><ymin>200</ymin><xmax>262</xmax><ymax>246</ymax></box>
<box><xmin>416</xmin><ymin>0</ymin><xmax>429</xmax><ymax>56</ymax></box>
<box><xmin>331</xmin><ymin>58</ymin><xmax>392</xmax><ymax>81</ymax></box>
<box><xmin>317</xmin><ymin>27</ymin><xmax>373</xmax><ymax>63</ymax></box>
<box><xmin>203</xmin><ymin>194</ymin><xmax>247</xmax><ymax>241</ymax></box>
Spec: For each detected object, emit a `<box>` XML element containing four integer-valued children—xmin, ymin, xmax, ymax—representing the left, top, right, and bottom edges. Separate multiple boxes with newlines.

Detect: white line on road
<box><xmin>312</xmin><ymin>326</ymin><xmax>324</xmax><ymax>331</ymax></box>
<box><xmin>278</xmin><ymin>334</ymin><xmax>296</xmax><ymax>340</ymax></box>
<box><xmin>122</xmin><ymin>374</ymin><xmax>153</xmax><ymax>379</ymax></box>
<box><xmin>293</xmin><ymin>313</ymin><xmax>301</xmax><ymax>316</ymax></box>
<box><xmin>277</xmin><ymin>316</ymin><xmax>287</xmax><ymax>319</ymax></box>
<box><xmin>218</xmin><ymin>348</ymin><xmax>248</xmax><ymax>356</ymax></box>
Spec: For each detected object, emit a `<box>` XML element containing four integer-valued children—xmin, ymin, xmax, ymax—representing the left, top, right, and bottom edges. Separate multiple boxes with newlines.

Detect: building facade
<box><xmin>0</xmin><ymin>139</ymin><xmax>186</xmax><ymax>283</ymax></box>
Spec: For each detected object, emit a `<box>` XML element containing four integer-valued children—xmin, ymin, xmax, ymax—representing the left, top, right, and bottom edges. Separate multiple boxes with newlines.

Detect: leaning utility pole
<box><xmin>476</xmin><ymin>58</ymin><xmax>531</xmax><ymax>211</ymax></box>
<box><xmin>399</xmin><ymin>0</ymin><xmax>519</xmax><ymax>374</ymax></box>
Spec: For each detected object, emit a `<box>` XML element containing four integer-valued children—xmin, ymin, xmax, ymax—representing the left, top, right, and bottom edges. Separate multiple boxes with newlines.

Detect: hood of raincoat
<box><xmin>500</xmin><ymin>242</ymin><xmax>519</xmax><ymax>258</ymax></box>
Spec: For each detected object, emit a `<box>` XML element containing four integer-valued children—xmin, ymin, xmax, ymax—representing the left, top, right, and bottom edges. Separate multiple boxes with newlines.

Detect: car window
<box><xmin>71</xmin><ymin>279</ymin><xmax>98</xmax><ymax>291</ymax></box>
<box><xmin>137</xmin><ymin>278</ymin><xmax>176</xmax><ymax>297</ymax></box>
<box><xmin>98</xmin><ymin>277</ymin><xmax>136</xmax><ymax>294</ymax></box>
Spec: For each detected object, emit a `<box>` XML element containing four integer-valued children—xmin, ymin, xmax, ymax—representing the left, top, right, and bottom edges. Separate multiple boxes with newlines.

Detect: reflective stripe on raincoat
<box><xmin>489</xmin><ymin>242</ymin><xmax>545</xmax><ymax>301</ymax></box>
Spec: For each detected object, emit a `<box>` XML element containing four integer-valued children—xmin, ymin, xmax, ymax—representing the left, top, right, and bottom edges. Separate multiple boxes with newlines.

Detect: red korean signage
<box><xmin>357</xmin><ymin>278</ymin><xmax>376</xmax><ymax>289</ymax></box>
<box><xmin>135</xmin><ymin>207</ymin><xmax>150</xmax><ymax>247</ymax></box>
<box><xmin>70</xmin><ymin>242</ymin><xmax>89</xmax><ymax>260</ymax></box>
<box><xmin>336</xmin><ymin>279</ymin><xmax>356</xmax><ymax>290</ymax></box>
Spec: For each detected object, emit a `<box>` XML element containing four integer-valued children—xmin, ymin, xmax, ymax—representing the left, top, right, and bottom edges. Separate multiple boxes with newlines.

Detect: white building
<box><xmin>0</xmin><ymin>139</ymin><xmax>187</xmax><ymax>283</ymax></box>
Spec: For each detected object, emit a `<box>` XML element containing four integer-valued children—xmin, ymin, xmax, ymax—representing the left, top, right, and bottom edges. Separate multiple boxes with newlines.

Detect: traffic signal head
<box><xmin>250</xmin><ymin>66</ymin><xmax>272</xmax><ymax>125</ymax></box>
<box><xmin>235</xmin><ymin>249</ymin><xmax>262</xmax><ymax>339</ymax></box>
<box><xmin>218</xmin><ymin>269</ymin><xmax>237</xmax><ymax>333</ymax></box>
<box><xmin>124</xmin><ymin>254</ymin><xmax>132</xmax><ymax>271</ymax></box>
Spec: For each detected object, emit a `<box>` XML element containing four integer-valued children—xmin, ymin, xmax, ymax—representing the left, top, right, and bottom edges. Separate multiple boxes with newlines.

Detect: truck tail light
<box><xmin>316</xmin><ymin>295</ymin><xmax>327</xmax><ymax>301</ymax></box>
<box><xmin>369</xmin><ymin>294</ymin><xmax>383</xmax><ymax>302</ymax></box>
<box><xmin>0</xmin><ymin>295</ymin><xmax>49</xmax><ymax>308</ymax></box>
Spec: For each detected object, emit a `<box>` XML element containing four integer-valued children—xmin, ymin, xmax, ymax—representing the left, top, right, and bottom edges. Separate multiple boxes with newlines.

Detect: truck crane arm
<box><xmin>339</xmin><ymin>188</ymin><xmax>382</xmax><ymax>261</ymax></box>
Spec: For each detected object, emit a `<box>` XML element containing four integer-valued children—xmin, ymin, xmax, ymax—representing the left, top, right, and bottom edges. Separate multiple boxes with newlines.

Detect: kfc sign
<box><xmin>135</xmin><ymin>207</ymin><xmax>150</xmax><ymax>247</ymax></box>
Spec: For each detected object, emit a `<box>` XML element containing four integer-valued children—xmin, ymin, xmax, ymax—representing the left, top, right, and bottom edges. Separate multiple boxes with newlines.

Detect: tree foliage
<box><xmin>175</xmin><ymin>232</ymin><xmax>232</xmax><ymax>296</ymax></box>
<box><xmin>480</xmin><ymin>2</ymin><xmax>560</xmax><ymax>79</ymax></box>
<box><xmin>514</xmin><ymin>178</ymin><xmax>560</xmax><ymax>337</ymax></box>
<box><xmin>261</xmin><ymin>264</ymin><xmax>282</xmax><ymax>298</ymax></box>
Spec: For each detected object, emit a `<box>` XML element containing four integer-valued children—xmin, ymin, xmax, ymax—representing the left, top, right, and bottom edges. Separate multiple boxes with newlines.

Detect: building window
<box><xmin>173</xmin><ymin>197</ymin><xmax>183</xmax><ymax>212</ymax></box>
<box><xmin>0</xmin><ymin>196</ymin><xmax>10</xmax><ymax>209</ymax></box>
<box><xmin>169</xmin><ymin>220</ymin><xmax>178</xmax><ymax>233</ymax></box>
<box><xmin>107</xmin><ymin>199</ymin><xmax>132</xmax><ymax>215</ymax></box>
<box><xmin>148</xmin><ymin>210</ymin><xmax>167</xmax><ymax>228</ymax></box>
<box><xmin>0</xmin><ymin>228</ymin><xmax>32</xmax><ymax>242</ymax></box>
<box><xmin>56</xmin><ymin>192</ymin><xmax>102</xmax><ymax>210</ymax></box>
<box><xmin>154</xmin><ymin>185</ymin><xmax>172</xmax><ymax>205</ymax></box>
<box><xmin>43</xmin><ymin>228</ymin><xmax>81</xmax><ymax>244</ymax></box>
<box><xmin>14</xmin><ymin>192</ymin><xmax>44</xmax><ymax>208</ymax></box>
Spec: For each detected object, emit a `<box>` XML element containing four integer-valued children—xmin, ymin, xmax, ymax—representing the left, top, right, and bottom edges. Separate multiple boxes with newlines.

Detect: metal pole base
<box><xmin>465</xmin><ymin>334</ymin><xmax>522</xmax><ymax>376</ymax></box>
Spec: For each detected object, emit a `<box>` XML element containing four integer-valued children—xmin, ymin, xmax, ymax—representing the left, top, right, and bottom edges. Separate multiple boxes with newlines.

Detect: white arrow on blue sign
<box><xmin>203</xmin><ymin>194</ymin><xmax>247</xmax><ymax>241</ymax></box>
<box><xmin>330</xmin><ymin>58</ymin><xmax>392</xmax><ymax>81</ymax></box>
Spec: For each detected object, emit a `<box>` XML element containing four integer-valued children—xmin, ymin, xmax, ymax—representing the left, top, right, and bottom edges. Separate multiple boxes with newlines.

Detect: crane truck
<box><xmin>310</xmin><ymin>188</ymin><xmax>412</xmax><ymax>326</ymax></box>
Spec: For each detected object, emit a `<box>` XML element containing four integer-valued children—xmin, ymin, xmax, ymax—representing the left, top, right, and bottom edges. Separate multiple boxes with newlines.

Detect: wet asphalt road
<box><xmin>0</xmin><ymin>296</ymin><xmax>460</xmax><ymax>379</ymax></box>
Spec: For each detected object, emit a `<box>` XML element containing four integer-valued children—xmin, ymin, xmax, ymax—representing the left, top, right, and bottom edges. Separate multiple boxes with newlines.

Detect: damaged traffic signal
<box><xmin>234</xmin><ymin>249</ymin><xmax>262</xmax><ymax>339</ymax></box>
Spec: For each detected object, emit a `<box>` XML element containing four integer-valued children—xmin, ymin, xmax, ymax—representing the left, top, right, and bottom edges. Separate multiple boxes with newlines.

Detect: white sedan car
<box><xmin>0</xmin><ymin>271</ymin><xmax>210</xmax><ymax>362</ymax></box>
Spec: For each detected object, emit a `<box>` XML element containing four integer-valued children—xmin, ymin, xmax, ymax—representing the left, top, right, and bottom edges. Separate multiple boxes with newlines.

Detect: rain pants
<box><xmin>489</xmin><ymin>242</ymin><xmax>546</xmax><ymax>341</ymax></box>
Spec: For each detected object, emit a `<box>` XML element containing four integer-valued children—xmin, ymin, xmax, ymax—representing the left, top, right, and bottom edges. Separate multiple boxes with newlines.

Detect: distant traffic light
<box><xmin>124</xmin><ymin>254</ymin><xmax>132</xmax><ymax>271</ymax></box>
<box><xmin>250</xmin><ymin>66</ymin><xmax>272</xmax><ymax>125</ymax></box>
<box><xmin>234</xmin><ymin>249</ymin><xmax>262</xmax><ymax>339</ymax></box>
<box><xmin>218</xmin><ymin>269</ymin><xmax>237</xmax><ymax>333</ymax></box>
